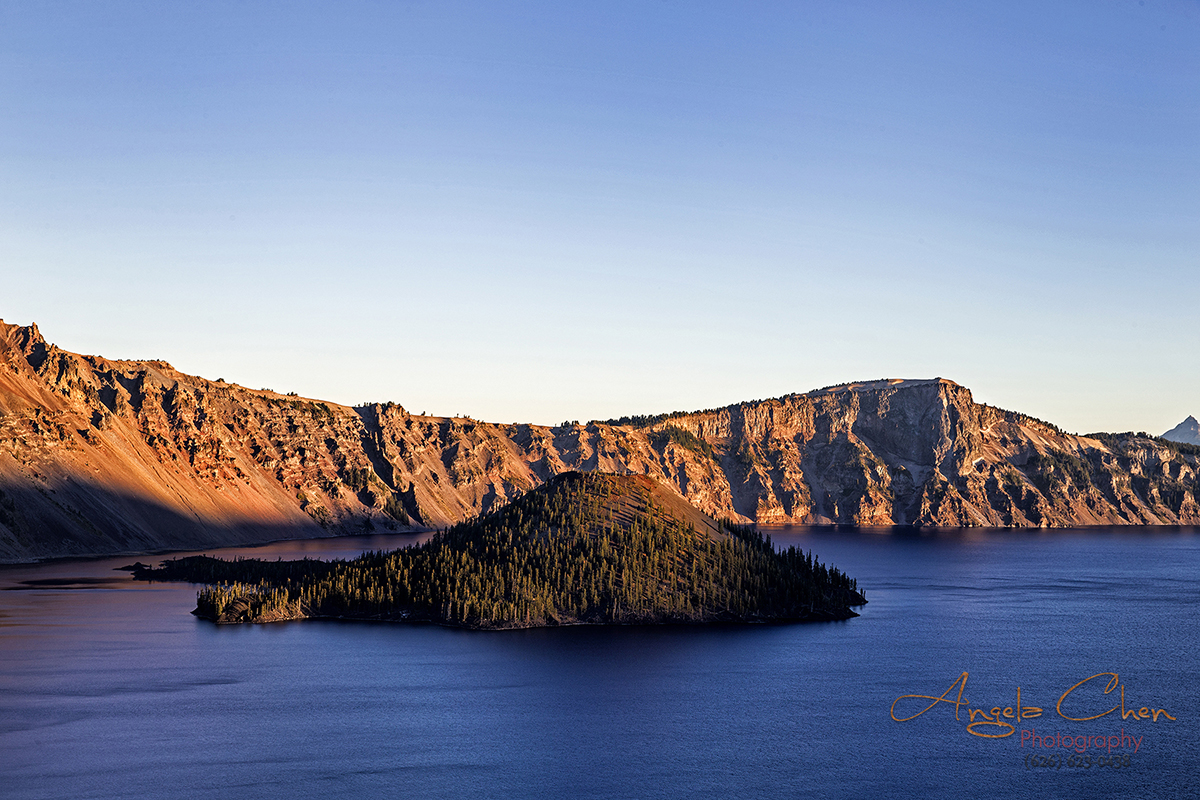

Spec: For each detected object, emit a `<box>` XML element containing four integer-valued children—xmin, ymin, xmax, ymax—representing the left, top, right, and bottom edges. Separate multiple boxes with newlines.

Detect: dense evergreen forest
<box><xmin>135</xmin><ymin>472</ymin><xmax>866</xmax><ymax>628</ymax></box>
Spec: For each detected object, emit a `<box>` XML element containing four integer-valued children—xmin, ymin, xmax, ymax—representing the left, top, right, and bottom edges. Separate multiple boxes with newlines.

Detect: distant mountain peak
<box><xmin>1163</xmin><ymin>416</ymin><xmax>1200</xmax><ymax>445</ymax></box>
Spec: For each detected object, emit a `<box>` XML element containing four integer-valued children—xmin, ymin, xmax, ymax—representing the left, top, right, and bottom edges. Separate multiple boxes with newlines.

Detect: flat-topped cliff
<box><xmin>1</xmin><ymin>320</ymin><xmax>1196</xmax><ymax>561</ymax></box>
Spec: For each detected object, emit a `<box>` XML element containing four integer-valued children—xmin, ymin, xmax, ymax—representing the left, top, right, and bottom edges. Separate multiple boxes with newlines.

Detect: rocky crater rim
<box><xmin>1</xmin><ymin>318</ymin><xmax>1198</xmax><ymax>564</ymax></box>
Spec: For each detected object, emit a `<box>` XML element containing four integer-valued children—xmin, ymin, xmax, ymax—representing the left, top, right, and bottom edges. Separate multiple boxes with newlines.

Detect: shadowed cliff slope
<box><xmin>2</xmin><ymin>320</ymin><xmax>1197</xmax><ymax>561</ymax></box>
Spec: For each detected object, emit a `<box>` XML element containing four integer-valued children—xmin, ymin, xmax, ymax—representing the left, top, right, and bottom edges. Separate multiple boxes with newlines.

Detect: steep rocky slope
<box><xmin>1</xmin><ymin>320</ymin><xmax>1197</xmax><ymax>561</ymax></box>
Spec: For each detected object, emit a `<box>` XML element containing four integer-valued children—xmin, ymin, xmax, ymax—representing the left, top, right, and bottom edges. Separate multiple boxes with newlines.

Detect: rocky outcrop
<box><xmin>1</xmin><ymin>321</ymin><xmax>1197</xmax><ymax>561</ymax></box>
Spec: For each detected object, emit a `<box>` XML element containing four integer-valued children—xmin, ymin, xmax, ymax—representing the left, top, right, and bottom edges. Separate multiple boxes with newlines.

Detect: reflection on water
<box><xmin>1</xmin><ymin>527</ymin><xmax>1197</xmax><ymax>800</ymax></box>
<box><xmin>5</xmin><ymin>577</ymin><xmax>134</xmax><ymax>589</ymax></box>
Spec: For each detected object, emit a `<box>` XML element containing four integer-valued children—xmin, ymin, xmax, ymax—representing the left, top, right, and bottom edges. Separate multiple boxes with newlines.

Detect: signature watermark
<box><xmin>890</xmin><ymin>672</ymin><xmax>1175</xmax><ymax>739</ymax></box>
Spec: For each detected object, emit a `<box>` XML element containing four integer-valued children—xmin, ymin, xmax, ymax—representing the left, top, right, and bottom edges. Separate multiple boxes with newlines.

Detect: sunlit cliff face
<box><xmin>1</xmin><ymin>319</ymin><xmax>1197</xmax><ymax>562</ymax></box>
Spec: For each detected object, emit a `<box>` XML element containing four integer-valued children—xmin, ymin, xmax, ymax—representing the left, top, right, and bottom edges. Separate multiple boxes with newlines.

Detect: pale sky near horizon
<box><xmin>2</xmin><ymin>1</ymin><xmax>1197</xmax><ymax>434</ymax></box>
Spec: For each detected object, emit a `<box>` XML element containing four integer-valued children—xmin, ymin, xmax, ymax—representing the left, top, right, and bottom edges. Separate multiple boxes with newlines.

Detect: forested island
<box><xmin>134</xmin><ymin>472</ymin><xmax>865</xmax><ymax>628</ymax></box>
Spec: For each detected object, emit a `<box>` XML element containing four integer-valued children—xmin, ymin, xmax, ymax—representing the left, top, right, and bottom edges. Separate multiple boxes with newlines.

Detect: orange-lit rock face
<box><xmin>0</xmin><ymin>320</ymin><xmax>1196</xmax><ymax>561</ymax></box>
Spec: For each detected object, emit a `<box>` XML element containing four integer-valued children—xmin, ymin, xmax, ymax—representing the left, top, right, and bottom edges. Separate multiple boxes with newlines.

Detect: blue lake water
<box><xmin>1</xmin><ymin>527</ymin><xmax>1197</xmax><ymax>799</ymax></box>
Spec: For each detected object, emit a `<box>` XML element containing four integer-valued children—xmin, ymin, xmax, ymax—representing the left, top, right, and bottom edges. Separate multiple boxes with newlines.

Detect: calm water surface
<box><xmin>1</xmin><ymin>528</ymin><xmax>1197</xmax><ymax>799</ymax></box>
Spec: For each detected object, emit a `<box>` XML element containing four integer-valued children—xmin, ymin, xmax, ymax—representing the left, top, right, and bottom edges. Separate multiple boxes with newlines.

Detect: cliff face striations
<box><xmin>1</xmin><ymin>320</ymin><xmax>1197</xmax><ymax>561</ymax></box>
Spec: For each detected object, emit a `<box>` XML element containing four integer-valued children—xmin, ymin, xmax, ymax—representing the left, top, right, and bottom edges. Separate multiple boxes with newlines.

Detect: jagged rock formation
<box><xmin>1</xmin><ymin>320</ymin><xmax>1197</xmax><ymax>561</ymax></box>
<box><xmin>1163</xmin><ymin>416</ymin><xmax>1200</xmax><ymax>446</ymax></box>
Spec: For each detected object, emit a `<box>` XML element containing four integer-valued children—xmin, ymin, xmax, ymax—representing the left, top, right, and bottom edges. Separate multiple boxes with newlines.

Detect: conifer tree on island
<box><xmin>136</xmin><ymin>472</ymin><xmax>866</xmax><ymax>628</ymax></box>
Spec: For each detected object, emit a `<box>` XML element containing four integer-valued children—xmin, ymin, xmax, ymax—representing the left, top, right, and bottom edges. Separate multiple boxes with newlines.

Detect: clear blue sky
<box><xmin>2</xmin><ymin>1</ymin><xmax>1196</xmax><ymax>433</ymax></box>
